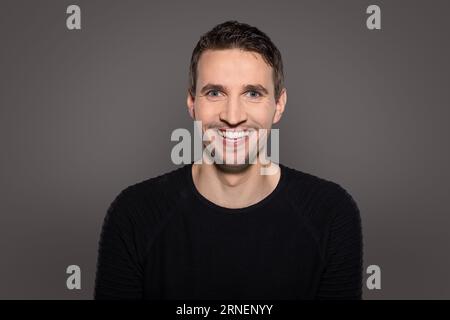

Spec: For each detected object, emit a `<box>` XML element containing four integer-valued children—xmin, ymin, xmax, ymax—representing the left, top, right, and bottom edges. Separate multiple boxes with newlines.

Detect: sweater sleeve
<box><xmin>94</xmin><ymin>189</ymin><xmax>145</xmax><ymax>300</ymax></box>
<box><xmin>315</xmin><ymin>187</ymin><xmax>364</xmax><ymax>300</ymax></box>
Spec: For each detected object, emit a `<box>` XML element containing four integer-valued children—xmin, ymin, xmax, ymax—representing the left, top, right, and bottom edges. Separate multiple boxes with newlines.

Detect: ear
<box><xmin>186</xmin><ymin>90</ymin><xmax>195</xmax><ymax>119</ymax></box>
<box><xmin>272</xmin><ymin>88</ymin><xmax>287</xmax><ymax>124</ymax></box>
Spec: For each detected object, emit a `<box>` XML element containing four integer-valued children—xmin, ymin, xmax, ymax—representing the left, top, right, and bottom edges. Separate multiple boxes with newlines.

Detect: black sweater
<box><xmin>94</xmin><ymin>163</ymin><xmax>363</xmax><ymax>300</ymax></box>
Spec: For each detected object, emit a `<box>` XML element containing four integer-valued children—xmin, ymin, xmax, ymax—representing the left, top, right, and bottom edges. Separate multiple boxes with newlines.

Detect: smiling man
<box><xmin>188</xmin><ymin>44</ymin><xmax>285</xmax><ymax>208</ymax></box>
<box><xmin>94</xmin><ymin>20</ymin><xmax>363</xmax><ymax>300</ymax></box>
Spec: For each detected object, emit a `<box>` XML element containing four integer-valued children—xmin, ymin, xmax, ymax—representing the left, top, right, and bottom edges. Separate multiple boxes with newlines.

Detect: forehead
<box><xmin>197</xmin><ymin>49</ymin><xmax>273</xmax><ymax>88</ymax></box>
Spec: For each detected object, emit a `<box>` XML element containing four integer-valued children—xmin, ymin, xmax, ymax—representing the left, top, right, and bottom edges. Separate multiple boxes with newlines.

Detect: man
<box><xmin>94</xmin><ymin>20</ymin><xmax>363</xmax><ymax>300</ymax></box>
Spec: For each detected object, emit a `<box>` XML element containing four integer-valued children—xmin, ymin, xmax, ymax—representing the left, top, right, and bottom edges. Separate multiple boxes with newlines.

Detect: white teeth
<box><xmin>218</xmin><ymin>130</ymin><xmax>249</xmax><ymax>139</ymax></box>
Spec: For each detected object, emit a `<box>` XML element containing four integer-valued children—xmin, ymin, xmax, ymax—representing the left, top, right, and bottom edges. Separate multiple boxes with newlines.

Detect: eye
<box><xmin>246</xmin><ymin>91</ymin><xmax>262</xmax><ymax>98</ymax></box>
<box><xmin>206</xmin><ymin>90</ymin><xmax>222</xmax><ymax>97</ymax></box>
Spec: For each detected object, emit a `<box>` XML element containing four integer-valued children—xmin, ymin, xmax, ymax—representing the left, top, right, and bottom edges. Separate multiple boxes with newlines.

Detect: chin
<box><xmin>215</xmin><ymin>162</ymin><xmax>252</xmax><ymax>174</ymax></box>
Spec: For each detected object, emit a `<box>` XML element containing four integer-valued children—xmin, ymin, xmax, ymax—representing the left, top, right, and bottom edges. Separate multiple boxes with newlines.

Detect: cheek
<box><xmin>194</xmin><ymin>104</ymin><xmax>215</xmax><ymax>121</ymax></box>
<box><xmin>247</xmin><ymin>103</ymin><xmax>277</xmax><ymax>127</ymax></box>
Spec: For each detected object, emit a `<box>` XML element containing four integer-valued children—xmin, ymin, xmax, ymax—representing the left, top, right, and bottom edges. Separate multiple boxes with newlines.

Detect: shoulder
<box><xmin>281</xmin><ymin>164</ymin><xmax>362</xmax><ymax>261</ymax></box>
<box><xmin>115</xmin><ymin>164</ymin><xmax>189</xmax><ymax>206</ymax></box>
<box><xmin>104</xmin><ymin>165</ymin><xmax>190</xmax><ymax>228</ymax></box>
<box><xmin>281</xmin><ymin>164</ymin><xmax>360</xmax><ymax>223</ymax></box>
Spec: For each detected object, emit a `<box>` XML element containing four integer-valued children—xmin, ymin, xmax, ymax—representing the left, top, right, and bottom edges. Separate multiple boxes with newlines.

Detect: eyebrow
<box><xmin>199</xmin><ymin>83</ymin><xmax>269</xmax><ymax>95</ymax></box>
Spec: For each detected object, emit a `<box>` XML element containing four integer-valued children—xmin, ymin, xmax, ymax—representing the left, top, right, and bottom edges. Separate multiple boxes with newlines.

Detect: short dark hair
<box><xmin>189</xmin><ymin>20</ymin><xmax>285</xmax><ymax>102</ymax></box>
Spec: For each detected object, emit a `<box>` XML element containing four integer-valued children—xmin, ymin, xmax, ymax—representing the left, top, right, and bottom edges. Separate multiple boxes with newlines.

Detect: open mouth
<box><xmin>218</xmin><ymin>129</ymin><xmax>250</xmax><ymax>139</ymax></box>
<box><xmin>217</xmin><ymin>129</ymin><xmax>251</xmax><ymax>146</ymax></box>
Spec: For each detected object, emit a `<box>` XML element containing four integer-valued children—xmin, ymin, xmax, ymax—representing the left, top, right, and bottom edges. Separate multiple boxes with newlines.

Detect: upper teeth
<box><xmin>218</xmin><ymin>130</ymin><xmax>250</xmax><ymax>139</ymax></box>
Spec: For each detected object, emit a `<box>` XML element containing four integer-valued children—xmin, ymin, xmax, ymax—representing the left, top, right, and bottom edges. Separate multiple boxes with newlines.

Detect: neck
<box><xmin>192</xmin><ymin>161</ymin><xmax>281</xmax><ymax>209</ymax></box>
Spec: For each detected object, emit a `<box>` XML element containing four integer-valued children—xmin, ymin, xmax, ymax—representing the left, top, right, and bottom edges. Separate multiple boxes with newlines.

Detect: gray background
<box><xmin>1</xmin><ymin>0</ymin><xmax>449</xmax><ymax>299</ymax></box>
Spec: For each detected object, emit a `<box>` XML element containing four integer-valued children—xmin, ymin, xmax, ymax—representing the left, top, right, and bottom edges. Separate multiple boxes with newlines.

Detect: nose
<box><xmin>219</xmin><ymin>95</ymin><xmax>247</xmax><ymax>126</ymax></box>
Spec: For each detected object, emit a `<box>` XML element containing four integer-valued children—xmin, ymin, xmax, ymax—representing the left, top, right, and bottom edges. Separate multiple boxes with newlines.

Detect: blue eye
<box><xmin>246</xmin><ymin>91</ymin><xmax>261</xmax><ymax>98</ymax></box>
<box><xmin>207</xmin><ymin>90</ymin><xmax>221</xmax><ymax>97</ymax></box>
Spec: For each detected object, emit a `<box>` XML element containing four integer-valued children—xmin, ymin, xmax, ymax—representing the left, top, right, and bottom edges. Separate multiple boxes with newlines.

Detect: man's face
<box><xmin>187</xmin><ymin>48</ymin><xmax>286</xmax><ymax>170</ymax></box>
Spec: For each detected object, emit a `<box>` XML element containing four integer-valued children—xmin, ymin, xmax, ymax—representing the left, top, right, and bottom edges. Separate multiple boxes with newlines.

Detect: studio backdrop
<box><xmin>0</xmin><ymin>0</ymin><xmax>449</xmax><ymax>299</ymax></box>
